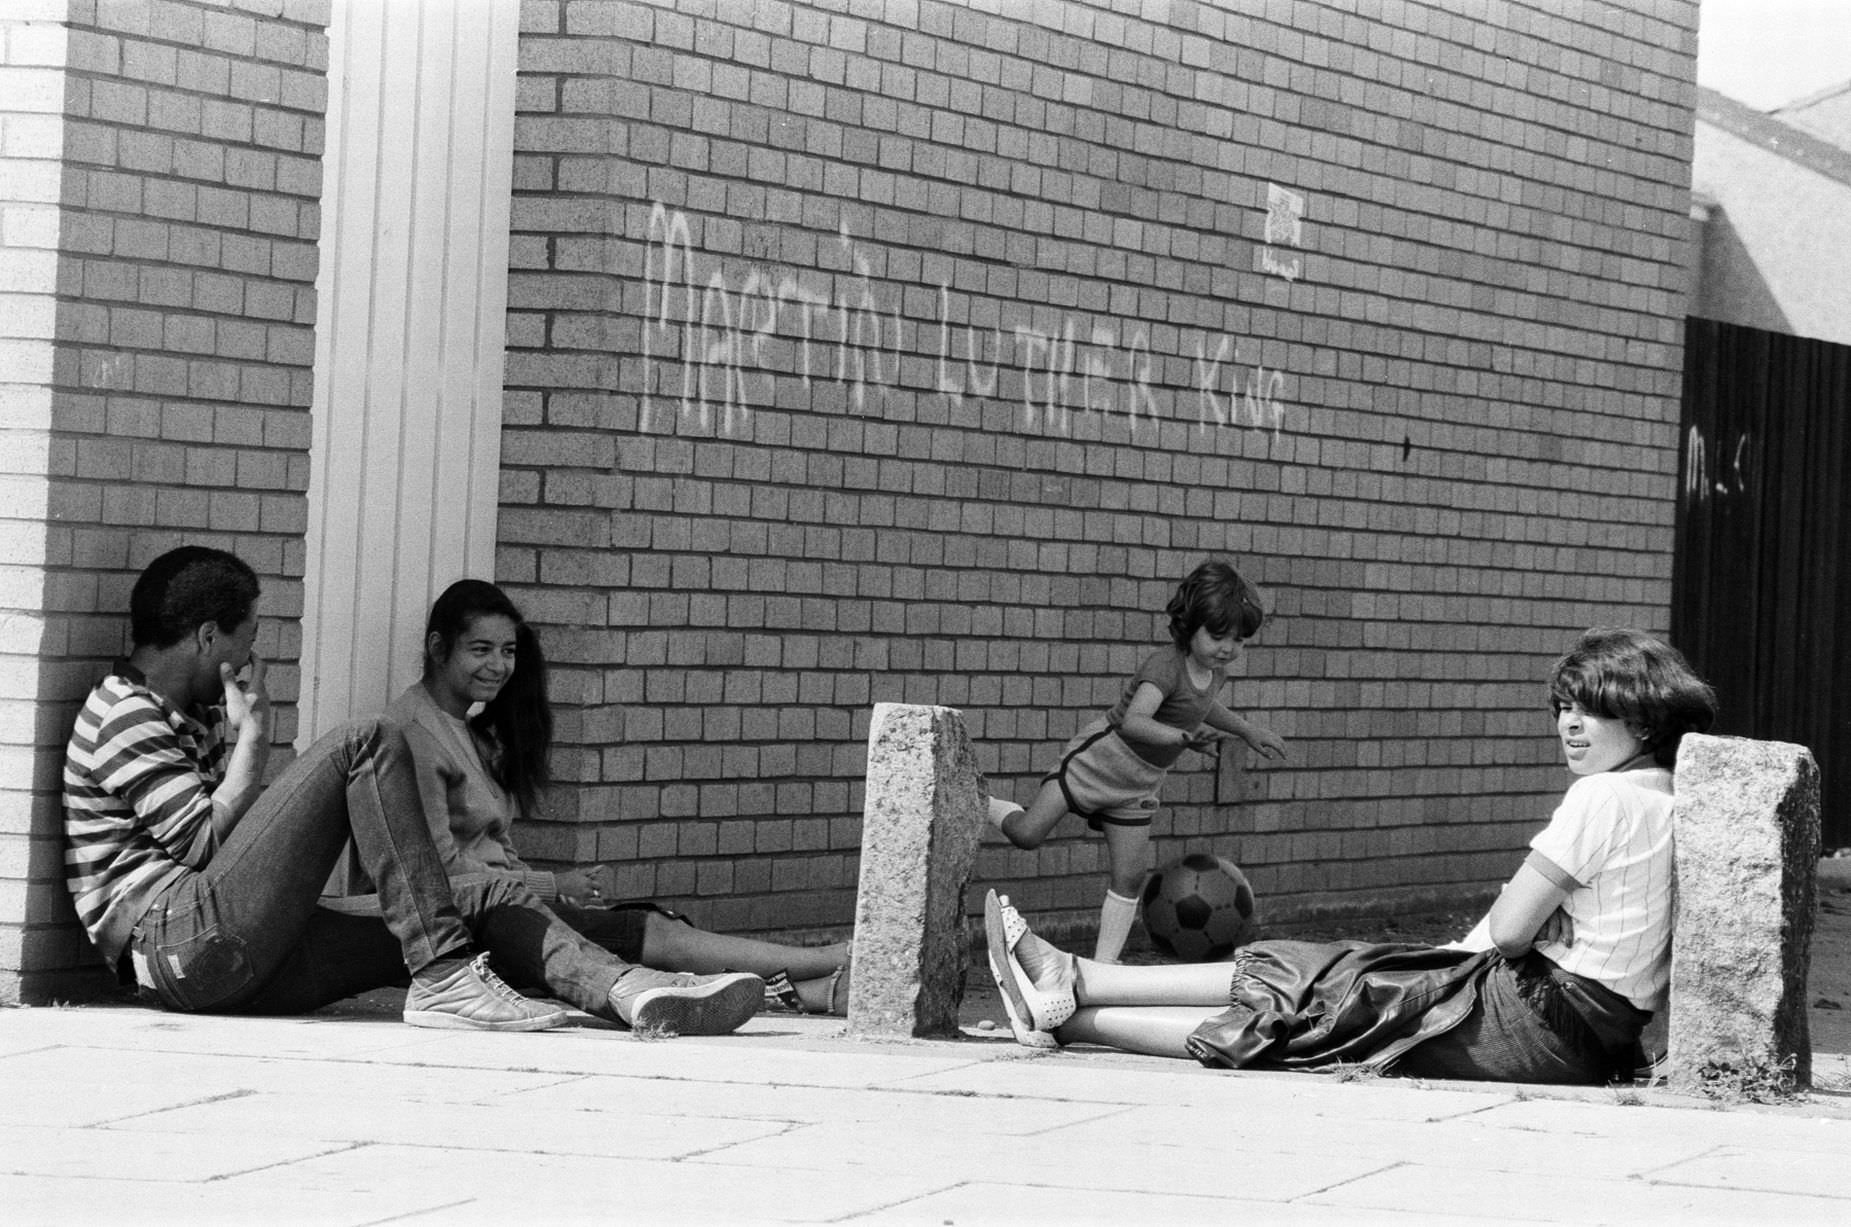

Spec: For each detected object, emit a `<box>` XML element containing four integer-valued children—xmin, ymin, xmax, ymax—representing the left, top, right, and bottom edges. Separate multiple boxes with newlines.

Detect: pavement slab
<box><xmin>0</xmin><ymin>1121</ymin><xmax>350</xmax><ymax>1182</ymax></box>
<box><xmin>872</xmin><ymin>1183</ymin><xmax>1554</xmax><ymax>1226</ymax></box>
<box><xmin>502</xmin><ymin>1073</ymin><xmax>1122</xmax><ymax>1133</ymax></box>
<box><xmin>0</xmin><ymin>1171</ymin><xmax>435</xmax><ymax>1227</ymax></box>
<box><xmin>107</xmin><ymin>1089</ymin><xmax>794</xmax><ymax>1160</ymax></box>
<box><xmin>247</xmin><ymin>1141</ymin><xmax>949</xmax><ymax>1223</ymax></box>
<box><xmin>1301</xmin><ymin>1157</ymin><xmax>1850</xmax><ymax>1224</ymax></box>
<box><xmin>5</xmin><ymin>980</ymin><xmax>1851</xmax><ymax>1226</ymax></box>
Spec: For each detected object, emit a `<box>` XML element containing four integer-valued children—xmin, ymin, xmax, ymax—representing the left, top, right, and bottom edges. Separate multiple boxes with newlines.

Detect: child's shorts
<box><xmin>1044</xmin><ymin>719</ymin><xmax>1166</xmax><ymax>830</ymax></box>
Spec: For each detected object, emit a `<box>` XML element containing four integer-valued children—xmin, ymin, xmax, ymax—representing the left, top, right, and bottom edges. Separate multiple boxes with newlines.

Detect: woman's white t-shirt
<box><xmin>1529</xmin><ymin>765</ymin><xmax>1675</xmax><ymax>1011</ymax></box>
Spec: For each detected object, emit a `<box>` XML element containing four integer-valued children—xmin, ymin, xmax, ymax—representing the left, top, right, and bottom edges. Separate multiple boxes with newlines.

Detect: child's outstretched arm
<box><xmin>1200</xmin><ymin>702</ymin><xmax>1287</xmax><ymax>760</ymax></box>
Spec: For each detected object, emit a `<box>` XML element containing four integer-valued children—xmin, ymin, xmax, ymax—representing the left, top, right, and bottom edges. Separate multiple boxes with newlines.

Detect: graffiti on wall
<box><xmin>1683</xmin><ymin>423</ymin><xmax>1752</xmax><ymax>503</ymax></box>
<box><xmin>640</xmin><ymin>203</ymin><xmax>1288</xmax><ymax>440</ymax></box>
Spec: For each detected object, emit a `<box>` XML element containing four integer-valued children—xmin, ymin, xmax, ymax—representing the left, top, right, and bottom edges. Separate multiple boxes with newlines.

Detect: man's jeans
<box><xmin>128</xmin><ymin>718</ymin><xmax>630</xmax><ymax>1018</ymax></box>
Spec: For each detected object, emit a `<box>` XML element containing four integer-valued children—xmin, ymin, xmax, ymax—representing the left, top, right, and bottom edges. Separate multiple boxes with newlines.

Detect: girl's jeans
<box><xmin>126</xmin><ymin>718</ymin><xmax>626</xmax><ymax>1017</ymax></box>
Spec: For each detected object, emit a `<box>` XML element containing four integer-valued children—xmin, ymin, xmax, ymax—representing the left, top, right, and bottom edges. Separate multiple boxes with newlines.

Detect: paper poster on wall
<box><xmin>1261</xmin><ymin>182</ymin><xmax>1304</xmax><ymax>282</ymax></box>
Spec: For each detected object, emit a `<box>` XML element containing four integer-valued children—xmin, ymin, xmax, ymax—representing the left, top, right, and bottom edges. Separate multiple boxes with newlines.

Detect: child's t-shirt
<box><xmin>1104</xmin><ymin>647</ymin><xmax>1227</xmax><ymax>768</ymax></box>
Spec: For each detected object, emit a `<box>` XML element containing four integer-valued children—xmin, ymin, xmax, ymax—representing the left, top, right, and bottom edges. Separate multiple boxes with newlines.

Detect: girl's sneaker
<box><xmin>607</xmin><ymin>968</ymin><xmax>764</xmax><ymax>1035</ymax></box>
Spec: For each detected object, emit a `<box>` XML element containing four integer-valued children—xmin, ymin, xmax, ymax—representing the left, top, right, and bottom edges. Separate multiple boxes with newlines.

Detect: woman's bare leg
<box><xmin>641</xmin><ymin>913</ymin><xmax>848</xmax><ymax>981</ymax></box>
<box><xmin>991</xmin><ymin>892</ymin><xmax>1238</xmax><ymax>1052</ymax></box>
<box><xmin>1059</xmin><ymin>1006</ymin><xmax>1221</xmax><ymax>1058</ymax></box>
<box><xmin>1005</xmin><ymin>903</ymin><xmax>1235</xmax><ymax>1008</ymax></box>
<box><xmin>1072</xmin><ymin>956</ymin><xmax>1235</xmax><ymax>1007</ymax></box>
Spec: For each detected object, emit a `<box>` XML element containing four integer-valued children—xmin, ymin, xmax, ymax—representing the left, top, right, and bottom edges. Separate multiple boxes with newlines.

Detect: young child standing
<box><xmin>989</xmin><ymin>559</ymin><xmax>1287</xmax><ymax>962</ymax></box>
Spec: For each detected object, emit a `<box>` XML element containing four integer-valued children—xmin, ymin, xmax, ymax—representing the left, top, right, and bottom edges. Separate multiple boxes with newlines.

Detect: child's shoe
<box><xmin>986</xmin><ymin>795</ymin><xmax>1024</xmax><ymax>831</ymax></box>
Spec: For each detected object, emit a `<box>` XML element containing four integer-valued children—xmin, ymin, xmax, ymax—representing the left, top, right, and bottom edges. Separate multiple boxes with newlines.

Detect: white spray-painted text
<box><xmin>641</xmin><ymin>204</ymin><xmax>1288</xmax><ymax>439</ymax></box>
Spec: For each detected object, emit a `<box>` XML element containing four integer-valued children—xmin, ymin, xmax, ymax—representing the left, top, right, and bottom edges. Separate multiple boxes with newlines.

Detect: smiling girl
<box><xmin>386</xmin><ymin>580</ymin><xmax>852</xmax><ymax>1014</ymax></box>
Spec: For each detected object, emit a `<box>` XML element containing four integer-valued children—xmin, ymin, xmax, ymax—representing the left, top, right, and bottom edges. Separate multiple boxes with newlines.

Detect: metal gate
<box><xmin>1673</xmin><ymin>317</ymin><xmax>1851</xmax><ymax>847</ymax></box>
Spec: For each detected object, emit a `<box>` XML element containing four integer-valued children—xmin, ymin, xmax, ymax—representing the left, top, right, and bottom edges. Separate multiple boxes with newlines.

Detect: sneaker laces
<box><xmin>468</xmin><ymin>953</ymin><xmax>534</xmax><ymax>1006</ymax></box>
<box><xmin>617</xmin><ymin>967</ymin><xmax>704</xmax><ymax>992</ymax></box>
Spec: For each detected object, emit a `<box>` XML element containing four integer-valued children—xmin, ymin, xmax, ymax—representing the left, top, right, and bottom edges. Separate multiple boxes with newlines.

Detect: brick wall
<box><xmin>0</xmin><ymin>0</ymin><xmax>329</xmax><ymax>1001</ymax></box>
<box><xmin>0</xmin><ymin>2</ymin><xmax>71</xmax><ymax>1002</ymax></box>
<box><xmin>503</xmin><ymin>0</ymin><xmax>1700</xmax><ymax>940</ymax></box>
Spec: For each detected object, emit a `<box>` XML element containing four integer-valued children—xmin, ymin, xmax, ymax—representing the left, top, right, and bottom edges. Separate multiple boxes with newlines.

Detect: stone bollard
<box><xmin>846</xmin><ymin>702</ymin><xmax>986</xmax><ymax>1039</ymax></box>
<box><xmin>1667</xmin><ymin>734</ymin><xmax>1821</xmax><ymax>1091</ymax></box>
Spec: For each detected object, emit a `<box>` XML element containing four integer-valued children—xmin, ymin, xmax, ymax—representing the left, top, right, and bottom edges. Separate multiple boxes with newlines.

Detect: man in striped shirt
<box><xmin>64</xmin><ymin>546</ymin><xmax>763</xmax><ymax>1035</ymax></box>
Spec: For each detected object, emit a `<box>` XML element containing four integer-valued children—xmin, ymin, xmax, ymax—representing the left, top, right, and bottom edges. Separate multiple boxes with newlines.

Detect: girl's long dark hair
<box><xmin>424</xmin><ymin>579</ymin><xmax>552</xmax><ymax>817</ymax></box>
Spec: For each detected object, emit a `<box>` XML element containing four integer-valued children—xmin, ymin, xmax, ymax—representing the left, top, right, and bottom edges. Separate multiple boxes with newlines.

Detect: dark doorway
<box><xmin>1674</xmin><ymin>317</ymin><xmax>1851</xmax><ymax>847</ymax></box>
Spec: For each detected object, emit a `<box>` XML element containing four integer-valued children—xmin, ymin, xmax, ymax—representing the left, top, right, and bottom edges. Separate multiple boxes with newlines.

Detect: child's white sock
<box><xmin>986</xmin><ymin>795</ymin><xmax>1024</xmax><ymax>831</ymax></box>
<box><xmin>1093</xmin><ymin>888</ymin><xmax>1139</xmax><ymax>963</ymax></box>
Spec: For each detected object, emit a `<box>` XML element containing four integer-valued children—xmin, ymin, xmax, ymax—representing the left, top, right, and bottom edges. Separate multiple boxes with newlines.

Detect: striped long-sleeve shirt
<box><xmin>63</xmin><ymin>669</ymin><xmax>226</xmax><ymax>965</ymax></box>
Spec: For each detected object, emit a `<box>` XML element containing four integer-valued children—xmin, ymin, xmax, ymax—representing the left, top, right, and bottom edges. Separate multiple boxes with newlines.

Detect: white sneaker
<box><xmin>608</xmin><ymin>969</ymin><xmax>764</xmax><ymax>1036</ymax></box>
<box><xmin>403</xmin><ymin>953</ymin><xmax>570</xmax><ymax>1032</ymax></box>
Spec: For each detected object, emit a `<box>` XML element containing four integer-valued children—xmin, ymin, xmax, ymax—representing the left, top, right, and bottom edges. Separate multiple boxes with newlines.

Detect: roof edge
<box><xmin>1698</xmin><ymin>85</ymin><xmax>1851</xmax><ymax>191</ymax></box>
<box><xmin>1776</xmin><ymin>78</ymin><xmax>1851</xmax><ymax>114</ymax></box>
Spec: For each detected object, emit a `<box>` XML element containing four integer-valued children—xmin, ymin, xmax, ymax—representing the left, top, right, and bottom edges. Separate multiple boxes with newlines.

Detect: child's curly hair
<box><xmin>1166</xmin><ymin>560</ymin><xmax>1266</xmax><ymax>650</ymax></box>
<box><xmin>1548</xmin><ymin>628</ymin><xmax>1718</xmax><ymax>767</ymax></box>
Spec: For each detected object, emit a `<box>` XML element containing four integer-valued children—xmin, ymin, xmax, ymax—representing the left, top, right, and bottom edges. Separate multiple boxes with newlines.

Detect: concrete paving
<box><xmin>4</xmin><ymin>974</ymin><xmax>1849</xmax><ymax>1226</ymax></box>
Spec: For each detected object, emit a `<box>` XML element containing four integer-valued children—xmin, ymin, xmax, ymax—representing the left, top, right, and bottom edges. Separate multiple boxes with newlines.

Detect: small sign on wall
<box><xmin>1261</xmin><ymin>182</ymin><xmax>1305</xmax><ymax>282</ymax></box>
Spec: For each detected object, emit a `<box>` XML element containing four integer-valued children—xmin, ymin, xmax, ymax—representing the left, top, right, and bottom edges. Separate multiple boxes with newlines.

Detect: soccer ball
<box><xmin>1140</xmin><ymin>853</ymin><xmax>1258</xmax><ymax>962</ymax></box>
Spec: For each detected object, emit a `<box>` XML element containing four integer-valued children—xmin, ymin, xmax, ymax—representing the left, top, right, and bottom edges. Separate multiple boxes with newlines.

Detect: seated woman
<box><xmin>388</xmin><ymin>579</ymin><xmax>851</xmax><ymax>1015</ymax></box>
<box><xmin>985</xmin><ymin>628</ymin><xmax>1717</xmax><ymax>1084</ymax></box>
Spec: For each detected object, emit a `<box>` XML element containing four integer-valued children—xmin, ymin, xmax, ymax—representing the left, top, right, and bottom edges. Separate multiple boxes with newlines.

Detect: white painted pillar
<box><xmin>300</xmin><ymin>0</ymin><xmax>519</xmax><ymax>742</ymax></box>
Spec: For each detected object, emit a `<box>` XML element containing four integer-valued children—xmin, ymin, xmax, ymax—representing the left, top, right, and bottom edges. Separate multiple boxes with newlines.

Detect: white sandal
<box><xmin>823</xmin><ymin>957</ymin><xmax>850</xmax><ymax>1015</ymax></box>
<box><xmin>983</xmin><ymin>890</ymin><xmax>1075</xmax><ymax>1049</ymax></box>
